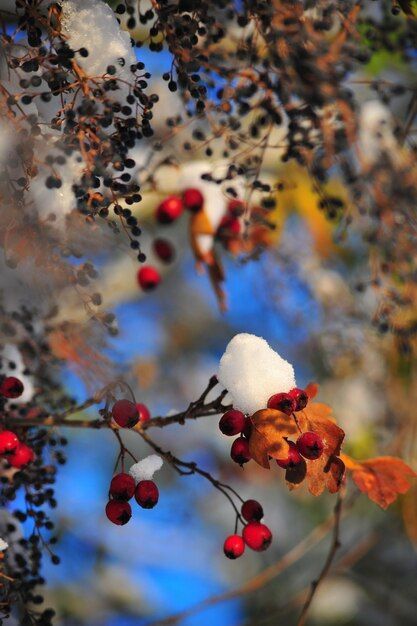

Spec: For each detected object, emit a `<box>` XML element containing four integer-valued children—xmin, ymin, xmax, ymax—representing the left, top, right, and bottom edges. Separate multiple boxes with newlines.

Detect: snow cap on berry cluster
<box><xmin>218</xmin><ymin>333</ymin><xmax>296</xmax><ymax>415</ymax></box>
<box><xmin>0</xmin><ymin>538</ymin><xmax>8</xmax><ymax>551</ymax></box>
<box><xmin>129</xmin><ymin>455</ymin><xmax>163</xmax><ymax>483</ymax></box>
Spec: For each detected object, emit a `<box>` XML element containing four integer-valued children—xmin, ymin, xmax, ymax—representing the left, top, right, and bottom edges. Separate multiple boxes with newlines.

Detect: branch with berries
<box><xmin>1</xmin><ymin>334</ymin><xmax>414</xmax><ymax>570</ymax></box>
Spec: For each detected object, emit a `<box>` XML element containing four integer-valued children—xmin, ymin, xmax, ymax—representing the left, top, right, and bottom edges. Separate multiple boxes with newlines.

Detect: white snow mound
<box><xmin>60</xmin><ymin>0</ymin><xmax>136</xmax><ymax>84</ymax></box>
<box><xmin>217</xmin><ymin>333</ymin><xmax>296</xmax><ymax>414</ymax></box>
<box><xmin>129</xmin><ymin>455</ymin><xmax>163</xmax><ymax>483</ymax></box>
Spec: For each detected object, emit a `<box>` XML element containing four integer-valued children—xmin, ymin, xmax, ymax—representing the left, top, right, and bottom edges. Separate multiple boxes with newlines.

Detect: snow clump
<box><xmin>129</xmin><ymin>455</ymin><xmax>163</xmax><ymax>483</ymax></box>
<box><xmin>217</xmin><ymin>333</ymin><xmax>296</xmax><ymax>415</ymax></box>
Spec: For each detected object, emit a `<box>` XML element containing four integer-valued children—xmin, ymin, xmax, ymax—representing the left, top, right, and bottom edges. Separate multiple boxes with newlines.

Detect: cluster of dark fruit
<box><xmin>219</xmin><ymin>387</ymin><xmax>324</xmax><ymax>468</ymax></box>
<box><xmin>0</xmin><ymin>387</ymin><xmax>67</xmax><ymax>624</ymax></box>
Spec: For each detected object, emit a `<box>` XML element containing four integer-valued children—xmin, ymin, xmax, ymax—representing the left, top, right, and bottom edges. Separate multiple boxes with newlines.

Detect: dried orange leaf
<box><xmin>249</xmin><ymin>408</ymin><xmax>298</xmax><ymax>469</ymax></box>
<box><xmin>296</xmin><ymin>403</ymin><xmax>345</xmax><ymax>496</ymax></box>
<box><xmin>304</xmin><ymin>382</ymin><xmax>319</xmax><ymax>400</ymax></box>
<box><xmin>342</xmin><ymin>454</ymin><xmax>416</xmax><ymax>509</ymax></box>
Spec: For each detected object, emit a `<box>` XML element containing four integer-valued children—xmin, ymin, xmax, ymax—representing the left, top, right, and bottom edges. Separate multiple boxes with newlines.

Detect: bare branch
<box><xmin>296</xmin><ymin>491</ymin><xmax>344</xmax><ymax>626</ymax></box>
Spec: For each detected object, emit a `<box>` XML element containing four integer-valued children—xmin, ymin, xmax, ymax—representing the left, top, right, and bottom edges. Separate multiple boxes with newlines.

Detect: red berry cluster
<box><xmin>219</xmin><ymin>409</ymin><xmax>252</xmax><ymax>465</ymax></box>
<box><xmin>111</xmin><ymin>399</ymin><xmax>151</xmax><ymax>428</ymax></box>
<box><xmin>0</xmin><ymin>377</ymin><xmax>34</xmax><ymax>468</ymax></box>
<box><xmin>0</xmin><ymin>375</ymin><xmax>25</xmax><ymax>399</ymax></box>
<box><xmin>0</xmin><ymin>430</ymin><xmax>35</xmax><ymax>468</ymax></box>
<box><xmin>137</xmin><ymin>192</ymin><xmax>244</xmax><ymax>294</ymax></box>
<box><xmin>218</xmin><ymin>387</ymin><xmax>324</xmax><ymax>470</ymax></box>
<box><xmin>105</xmin><ymin>473</ymin><xmax>159</xmax><ymax>525</ymax></box>
<box><xmin>106</xmin><ymin>399</ymin><xmax>156</xmax><ymax>525</ymax></box>
<box><xmin>266</xmin><ymin>388</ymin><xmax>324</xmax><ymax>468</ymax></box>
<box><xmin>223</xmin><ymin>500</ymin><xmax>272</xmax><ymax>559</ymax></box>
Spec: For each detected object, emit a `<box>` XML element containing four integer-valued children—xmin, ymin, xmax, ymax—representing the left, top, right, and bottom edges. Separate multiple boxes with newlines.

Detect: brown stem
<box><xmin>138</xmin><ymin>430</ymin><xmax>245</xmax><ymax>523</ymax></box>
<box><xmin>4</xmin><ymin>377</ymin><xmax>231</xmax><ymax>432</ymax></box>
<box><xmin>296</xmin><ymin>491</ymin><xmax>344</xmax><ymax>626</ymax></box>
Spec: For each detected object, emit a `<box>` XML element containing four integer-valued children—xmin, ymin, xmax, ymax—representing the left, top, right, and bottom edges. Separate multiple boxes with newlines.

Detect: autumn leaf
<box><xmin>248</xmin><ymin>401</ymin><xmax>346</xmax><ymax>498</ymax></box>
<box><xmin>305</xmin><ymin>382</ymin><xmax>319</xmax><ymax>400</ymax></box>
<box><xmin>342</xmin><ymin>454</ymin><xmax>416</xmax><ymax>509</ymax></box>
<box><xmin>291</xmin><ymin>402</ymin><xmax>345</xmax><ymax>496</ymax></box>
<box><xmin>249</xmin><ymin>408</ymin><xmax>299</xmax><ymax>469</ymax></box>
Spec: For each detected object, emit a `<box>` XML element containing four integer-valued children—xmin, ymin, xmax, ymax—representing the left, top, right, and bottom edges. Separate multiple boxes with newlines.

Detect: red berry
<box><xmin>112</xmin><ymin>399</ymin><xmax>139</xmax><ymax>428</ymax></box>
<box><xmin>230</xmin><ymin>437</ymin><xmax>251</xmax><ymax>465</ymax></box>
<box><xmin>218</xmin><ymin>214</ymin><xmax>241</xmax><ymax>235</ymax></box>
<box><xmin>182</xmin><ymin>188</ymin><xmax>204</xmax><ymax>212</ymax></box>
<box><xmin>227</xmin><ymin>198</ymin><xmax>245</xmax><ymax>217</ymax></box>
<box><xmin>267</xmin><ymin>392</ymin><xmax>296</xmax><ymax>415</ymax></box>
<box><xmin>156</xmin><ymin>195</ymin><xmax>183</xmax><ymax>223</ymax></box>
<box><xmin>137</xmin><ymin>266</ymin><xmax>161</xmax><ymax>291</ymax></box>
<box><xmin>153</xmin><ymin>238</ymin><xmax>175</xmax><ymax>264</ymax></box>
<box><xmin>0</xmin><ymin>376</ymin><xmax>24</xmax><ymax>399</ymax></box>
<box><xmin>136</xmin><ymin>403</ymin><xmax>151</xmax><ymax>423</ymax></box>
<box><xmin>110</xmin><ymin>473</ymin><xmax>136</xmax><ymax>501</ymax></box>
<box><xmin>105</xmin><ymin>500</ymin><xmax>132</xmax><ymax>525</ymax></box>
<box><xmin>288</xmin><ymin>387</ymin><xmax>308</xmax><ymax>411</ymax></box>
<box><xmin>223</xmin><ymin>534</ymin><xmax>245</xmax><ymax>559</ymax></box>
<box><xmin>296</xmin><ymin>431</ymin><xmax>324</xmax><ymax>460</ymax></box>
<box><xmin>0</xmin><ymin>430</ymin><xmax>19</xmax><ymax>455</ymax></box>
<box><xmin>219</xmin><ymin>409</ymin><xmax>246</xmax><ymax>436</ymax></box>
<box><xmin>243</xmin><ymin>522</ymin><xmax>272</xmax><ymax>551</ymax></box>
<box><xmin>135</xmin><ymin>480</ymin><xmax>159</xmax><ymax>509</ymax></box>
<box><xmin>276</xmin><ymin>441</ymin><xmax>303</xmax><ymax>468</ymax></box>
<box><xmin>8</xmin><ymin>443</ymin><xmax>34</xmax><ymax>468</ymax></box>
<box><xmin>241</xmin><ymin>499</ymin><xmax>264</xmax><ymax>522</ymax></box>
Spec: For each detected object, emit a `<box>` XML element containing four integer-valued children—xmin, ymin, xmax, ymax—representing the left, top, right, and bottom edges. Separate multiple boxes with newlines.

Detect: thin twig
<box><xmin>296</xmin><ymin>491</ymin><xmax>344</xmax><ymax>626</ymax></box>
<box><xmin>4</xmin><ymin>376</ymin><xmax>231</xmax><ymax>432</ymax></box>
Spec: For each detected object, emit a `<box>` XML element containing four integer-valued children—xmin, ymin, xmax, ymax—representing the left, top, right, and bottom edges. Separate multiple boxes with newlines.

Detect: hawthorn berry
<box><xmin>110</xmin><ymin>473</ymin><xmax>136</xmax><ymax>500</ymax></box>
<box><xmin>223</xmin><ymin>534</ymin><xmax>245</xmax><ymax>559</ymax></box>
<box><xmin>296</xmin><ymin>431</ymin><xmax>324</xmax><ymax>460</ymax></box>
<box><xmin>8</xmin><ymin>443</ymin><xmax>35</xmax><ymax>468</ymax></box>
<box><xmin>288</xmin><ymin>387</ymin><xmax>308</xmax><ymax>411</ymax></box>
<box><xmin>219</xmin><ymin>409</ymin><xmax>246</xmax><ymax>436</ymax></box>
<box><xmin>135</xmin><ymin>480</ymin><xmax>159</xmax><ymax>508</ymax></box>
<box><xmin>137</xmin><ymin>266</ymin><xmax>161</xmax><ymax>291</ymax></box>
<box><xmin>0</xmin><ymin>376</ymin><xmax>24</xmax><ymax>399</ymax></box>
<box><xmin>156</xmin><ymin>195</ymin><xmax>183</xmax><ymax>223</ymax></box>
<box><xmin>136</xmin><ymin>402</ymin><xmax>151</xmax><ymax>423</ymax></box>
<box><xmin>243</xmin><ymin>522</ymin><xmax>272</xmax><ymax>551</ymax></box>
<box><xmin>267</xmin><ymin>392</ymin><xmax>296</xmax><ymax>415</ymax></box>
<box><xmin>241</xmin><ymin>499</ymin><xmax>264</xmax><ymax>522</ymax></box>
<box><xmin>0</xmin><ymin>430</ymin><xmax>20</xmax><ymax>455</ymax></box>
<box><xmin>105</xmin><ymin>500</ymin><xmax>132</xmax><ymax>525</ymax></box>
<box><xmin>112</xmin><ymin>399</ymin><xmax>139</xmax><ymax>428</ymax></box>
<box><xmin>182</xmin><ymin>188</ymin><xmax>204</xmax><ymax>212</ymax></box>
<box><xmin>218</xmin><ymin>214</ymin><xmax>241</xmax><ymax>235</ymax></box>
<box><xmin>276</xmin><ymin>441</ymin><xmax>303</xmax><ymax>468</ymax></box>
<box><xmin>153</xmin><ymin>238</ymin><xmax>175</xmax><ymax>264</ymax></box>
<box><xmin>230</xmin><ymin>437</ymin><xmax>251</xmax><ymax>465</ymax></box>
<box><xmin>227</xmin><ymin>198</ymin><xmax>245</xmax><ymax>217</ymax></box>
